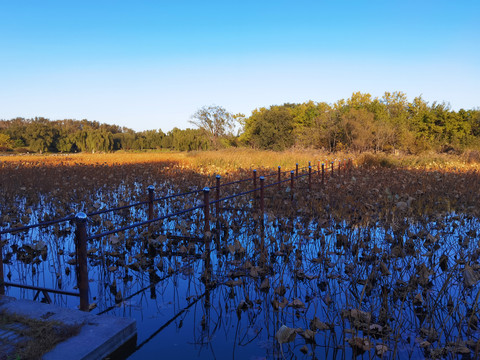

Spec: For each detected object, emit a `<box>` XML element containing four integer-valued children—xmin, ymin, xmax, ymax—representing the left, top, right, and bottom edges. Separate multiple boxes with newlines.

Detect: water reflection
<box><xmin>2</xmin><ymin>178</ymin><xmax>480</xmax><ymax>359</ymax></box>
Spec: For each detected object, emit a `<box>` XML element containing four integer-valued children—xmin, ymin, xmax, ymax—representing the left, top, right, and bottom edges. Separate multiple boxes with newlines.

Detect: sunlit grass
<box><xmin>2</xmin><ymin>149</ymin><xmax>479</xmax><ymax>174</ymax></box>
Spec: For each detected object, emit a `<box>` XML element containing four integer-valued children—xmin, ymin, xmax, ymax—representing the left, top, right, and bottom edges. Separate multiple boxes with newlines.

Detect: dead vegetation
<box><xmin>1</xmin><ymin>151</ymin><xmax>480</xmax><ymax>358</ymax></box>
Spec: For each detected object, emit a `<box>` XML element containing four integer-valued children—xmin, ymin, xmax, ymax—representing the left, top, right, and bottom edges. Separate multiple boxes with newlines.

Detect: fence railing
<box><xmin>0</xmin><ymin>158</ymin><xmax>353</xmax><ymax>311</ymax></box>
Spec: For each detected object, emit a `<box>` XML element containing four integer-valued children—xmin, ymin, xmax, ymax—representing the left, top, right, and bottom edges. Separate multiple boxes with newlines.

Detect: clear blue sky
<box><xmin>0</xmin><ymin>1</ymin><xmax>479</xmax><ymax>132</ymax></box>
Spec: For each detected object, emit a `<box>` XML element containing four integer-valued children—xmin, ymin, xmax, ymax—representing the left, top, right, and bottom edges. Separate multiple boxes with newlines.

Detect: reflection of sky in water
<box><xmin>2</xmin><ymin>185</ymin><xmax>480</xmax><ymax>359</ymax></box>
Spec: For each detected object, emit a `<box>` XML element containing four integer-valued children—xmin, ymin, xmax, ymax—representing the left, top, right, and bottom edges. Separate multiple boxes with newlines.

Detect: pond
<box><xmin>1</xmin><ymin>166</ymin><xmax>480</xmax><ymax>359</ymax></box>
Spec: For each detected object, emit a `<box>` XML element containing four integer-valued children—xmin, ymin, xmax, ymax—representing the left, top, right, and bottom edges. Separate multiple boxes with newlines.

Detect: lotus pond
<box><xmin>1</xmin><ymin>159</ymin><xmax>480</xmax><ymax>359</ymax></box>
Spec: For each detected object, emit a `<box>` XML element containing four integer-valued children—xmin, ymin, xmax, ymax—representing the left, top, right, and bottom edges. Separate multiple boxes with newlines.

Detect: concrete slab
<box><xmin>0</xmin><ymin>296</ymin><xmax>136</xmax><ymax>360</ymax></box>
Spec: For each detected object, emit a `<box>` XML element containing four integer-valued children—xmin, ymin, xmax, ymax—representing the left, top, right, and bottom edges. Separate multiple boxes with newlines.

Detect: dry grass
<box><xmin>0</xmin><ymin>149</ymin><xmax>337</xmax><ymax>174</ymax></box>
<box><xmin>0</xmin><ymin>311</ymin><xmax>82</xmax><ymax>360</ymax></box>
<box><xmin>2</xmin><ymin>149</ymin><xmax>479</xmax><ymax>174</ymax></box>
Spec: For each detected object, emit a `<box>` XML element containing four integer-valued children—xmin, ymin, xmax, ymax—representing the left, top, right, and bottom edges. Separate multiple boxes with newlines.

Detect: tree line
<box><xmin>0</xmin><ymin>118</ymin><xmax>211</xmax><ymax>153</ymax></box>
<box><xmin>240</xmin><ymin>92</ymin><xmax>480</xmax><ymax>153</ymax></box>
<box><xmin>1</xmin><ymin>92</ymin><xmax>479</xmax><ymax>154</ymax></box>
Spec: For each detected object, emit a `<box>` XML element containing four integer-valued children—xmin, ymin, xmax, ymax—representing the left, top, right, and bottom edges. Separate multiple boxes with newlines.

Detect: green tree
<box><xmin>0</xmin><ymin>133</ymin><xmax>13</xmax><ymax>151</ymax></box>
<box><xmin>24</xmin><ymin>118</ymin><xmax>57</xmax><ymax>153</ymax></box>
<box><xmin>242</xmin><ymin>105</ymin><xmax>295</xmax><ymax>150</ymax></box>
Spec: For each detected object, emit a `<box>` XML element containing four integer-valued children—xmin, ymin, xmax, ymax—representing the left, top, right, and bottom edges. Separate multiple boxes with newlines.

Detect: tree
<box><xmin>341</xmin><ymin>108</ymin><xmax>376</xmax><ymax>152</ymax></box>
<box><xmin>189</xmin><ymin>105</ymin><xmax>236</xmax><ymax>149</ymax></box>
<box><xmin>0</xmin><ymin>133</ymin><xmax>13</xmax><ymax>151</ymax></box>
<box><xmin>241</xmin><ymin>105</ymin><xmax>295</xmax><ymax>150</ymax></box>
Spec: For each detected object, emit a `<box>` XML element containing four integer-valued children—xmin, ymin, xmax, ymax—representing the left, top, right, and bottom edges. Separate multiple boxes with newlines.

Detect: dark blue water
<box><xmin>2</xmin><ymin>184</ymin><xmax>480</xmax><ymax>359</ymax></box>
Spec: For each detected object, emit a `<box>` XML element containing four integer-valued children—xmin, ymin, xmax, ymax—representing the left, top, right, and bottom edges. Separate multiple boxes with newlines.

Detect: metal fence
<box><xmin>0</xmin><ymin>159</ymin><xmax>353</xmax><ymax>311</ymax></box>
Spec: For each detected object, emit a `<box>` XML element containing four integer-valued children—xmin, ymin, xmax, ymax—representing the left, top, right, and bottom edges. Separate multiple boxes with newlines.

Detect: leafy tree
<box><xmin>189</xmin><ymin>105</ymin><xmax>236</xmax><ymax>149</ymax></box>
<box><xmin>242</xmin><ymin>105</ymin><xmax>295</xmax><ymax>150</ymax></box>
<box><xmin>0</xmin><ymin>133</ymin><xmax>13</xmax><ymax>151</ymax></box>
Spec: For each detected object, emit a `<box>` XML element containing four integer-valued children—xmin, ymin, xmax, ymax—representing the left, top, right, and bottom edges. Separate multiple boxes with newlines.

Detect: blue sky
<box><xmin>0</xmin><ymin>1</ymin><xmax>479</xmax><ymax>132</ymax></box>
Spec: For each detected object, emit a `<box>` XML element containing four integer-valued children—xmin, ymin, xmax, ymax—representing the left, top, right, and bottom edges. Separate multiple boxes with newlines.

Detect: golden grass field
<box><xmin>2</xmin><ymin>149</ymin><xmax>480</xmax><ymax>174</ymax></box>
<box><xmin>2</xmin><ymin>149</ymin><xmax>479</xmax><ymax>225</ymax></box>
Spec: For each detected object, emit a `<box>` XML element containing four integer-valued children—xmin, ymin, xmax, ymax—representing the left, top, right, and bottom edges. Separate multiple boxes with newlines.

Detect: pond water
<box><xmin>2</xmin><ymin>180</ymin><xmax>480</xmax><ymax>359</ymax></box>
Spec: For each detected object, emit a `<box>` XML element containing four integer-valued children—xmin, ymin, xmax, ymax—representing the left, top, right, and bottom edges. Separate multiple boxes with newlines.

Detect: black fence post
<box><xmin>253</xmin><ymin>169</ymin><xmax>257</xmax><ymax>210</ymax></box>
<box><xmin>308</xmin><ymin>165</ymin><xmax>312</xmax><ymax>191</ymax></box>
<box><xmin>338</xmin><ymin>159</ymin><xmax>341</xmax><ymax>174</ymax></box>
<box><xmin>296</xmin><ymin>163</ymin><xmax>299</xmax><ymax>177</ymax></box>
<box><xmin>147</xmin><ymin>185</ymin><xmax>154</xmax><ymax>221</ymax></box>
<box><xmin>203</xmin><ymin>188</ymin><xmax>210</xmax><ymax>235</ymax></box>
<box><xmin>322</xmin><ymin>163</ymin><xmax>325</xmax><ymax>185</ymax></box>
<box><xmin>331</xmin><ymin>161</ymin><xmax>334</xmax><ymax>177</ymax></box>
<box><xmin>202</xmin><ymin>188</ymin><xmax>212</xmax><ymax>285</ymax></box>
<box><xmin>277</xmin><ymin>166</ymin><xmax>281</xmax><ymax>190</ymax></box>
<box><xmin>0</xmin><ymin>234</ymin><xmax>4</xmax><ymax>295</ymax></box>
<box><xmin>259</xmin><ymin>177</ymin><xmax>265</xmax><ymax>218</ymax></box>
<box><xmin>74</xmin><ymin>213</ymin><xmax>89</xmax><ymax>312</ymax></box>
<box><xmin>215</xmin><ymin>175</ymin><xmax>220</xmax><ymax>217</ymax></box>
<box><xmin>290</xmin><ymin>170</ymin><xmax>294</xmax><ymax>201</ymax></box>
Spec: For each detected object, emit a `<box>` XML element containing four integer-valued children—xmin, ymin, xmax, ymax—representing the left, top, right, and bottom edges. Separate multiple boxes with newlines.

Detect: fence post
<box><xmin>322</xmin><ymin>163</ymin><xmax>325</xmax><ymax>185</ymax></box>
<box><xmin>308</xmin><ymin>166</ymin><xmax>312</xmax><ymax>191</ymax></box>
<box><xmin>253</xmin><ymin>169</ymin><xmax>257</xmax><ymax>209</ymax></box>
<box><xmin>215</xmin><ymin>175</ymin><xmax>220</xmax><ymax>217</ymax></box>
<box><xmin>290</xmin><ymin>170</ymin><xmax>294</xmax><ymax>201</ymax></box>
<box><xmin>259</xmin><ymin>177</ymin><xmax>265</xmax><ymax>217</ymax></box>
<box><xmin>147</xmin><ymin>185</ymin><xmax>154</xmax><ymax>221</ymax></box>
<box><xmin>331</xmin><ymin>161</ymin><xmax>334</xmax><ymax>177</ymax></box>
<box><xmin>74</xmin><ymin>212</ymin><xmax>89</xmax><ymax>312</ymax></box>
<box><xmin>277</xmin><ymin>166</ymin><xmax>281</xmax><ymax>190</ymax></box>
<box><xmin>203</xmin><ymin>188</ymin><xmax>210</xmax><ymax>235</ymax></box>
<box><xmin>296</xmin><ymin>163</ymin><xmax>299</xmax><ymax>177</ymax></box>
<box><xmin>0</xmin><ymin>234</ymin><xmax>4</xmax><ymax>295</ymax></box>
<box><xmin>338</xmin><ymin>159</ymin><xmax>341</xmax><ymax>174</ymax></box>
<box><xmin>317</xmin><ymin>160</ymin><xmax>321</xmax><ymax>180</ymax></box>
<box><xmin>202</xmin><ymin>188</ymin><xmax>212</xmax><ymax>285</ymax></box>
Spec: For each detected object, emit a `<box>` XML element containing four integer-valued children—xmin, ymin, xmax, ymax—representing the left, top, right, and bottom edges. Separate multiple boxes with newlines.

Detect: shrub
<box><xmin>357</xmin><ymin>153</ymin><xmax>396</xmax><ymax>168</ymax></box>
<box><xmin>464</xmin><ymin>150</ymin><xmax>480</xmax><ymax>164</ymax></box>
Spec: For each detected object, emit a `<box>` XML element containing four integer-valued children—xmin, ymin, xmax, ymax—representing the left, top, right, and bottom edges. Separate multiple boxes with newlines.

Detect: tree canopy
<box><xmin>1</xmin><ymin>92</ymin><xmax>479</xmax><ymax>154</ymax></box>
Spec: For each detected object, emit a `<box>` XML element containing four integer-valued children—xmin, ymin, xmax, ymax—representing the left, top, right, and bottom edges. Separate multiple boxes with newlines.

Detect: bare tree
<box><xmin>189</xmin><ymin>105</ymin><xmax>235</xmax><ymax>149</ymax></box>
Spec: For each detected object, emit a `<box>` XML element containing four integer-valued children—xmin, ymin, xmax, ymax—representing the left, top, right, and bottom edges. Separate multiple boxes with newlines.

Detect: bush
<box><xmin>464</xmin><ymin>150</ymin><xmax>480</xmax><ymax>164</ymax></box>
<box><xmin>0</xmin><ymin>145</ymin><xmax>13</xmax><ymax>152</ymax></box>
<box><xmin>357</xmin><ymin>153</ymin><xmax>396</xmax><ymax>168</ymax></box>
